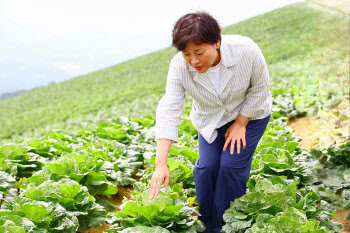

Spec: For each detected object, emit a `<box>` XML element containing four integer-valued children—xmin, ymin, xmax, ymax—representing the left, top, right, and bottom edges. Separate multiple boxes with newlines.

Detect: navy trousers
<box><xmin>193</xmin><ymin>115</ymin><xmax>271</xmax><ymax>233</ymax></box>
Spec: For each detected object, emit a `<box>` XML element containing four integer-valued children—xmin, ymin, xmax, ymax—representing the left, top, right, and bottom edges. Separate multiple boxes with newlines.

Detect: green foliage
<box><xmin>141</xmin><ymin>156</ymin><xmax>195</xmax><ymax>191</ymax></box>
<box><xmin>137</xmin><ymin>107</ymin><xmax>198</xmax><ymax>195</ymax></box>
<box><xmin>249</xmin><ymin>207</ymin><xmax>328</xmax><ymax>233</ymax></box>
<box><xmin>106</xmin><ymin>189</ymin><xmax>205</xmax><ymax>233</ymax></box>
<box><xmin>306</xmin><ymin>143</ymin><xmax>350</xmax><ymax>212</ymax></box>
<box><xmin>1</xmin><ymin>196</ymin><xmax>80</xmax><ymax>232</ymax></box>
<box><xmin>1</xmin><ymin>101</ymin><xmax>345</xmax><ymax>232</ymax></box>
<box><xmin>327</xmin><ymin>142</ymin><xmax>350</xmax><ymax>165</ymax></box>
<box><xmin>15</xmin><ymin>170</ymin><xmax>108</xmax><ymax>232</ymax></box>
<box><xmin>119</xmin><ymin>225</ymin><xmax>171</xmax><ymax>233</ymax></box>
<box><xmin>222</xmin><ymin>176</ymin><xmax>342</xmax><ymax>233</ymax></box>
<box><xmin>0</xmin><ymin>144</ymin><xmax>47</xmax><ymax>177</ymax></box>
<box><xmin>0</xmin><ymin>116</ymin><xmax>157</xmax><ymax>231</ymax></box>
<box><xmin>0</xmin><ymin>171</ymin><xmax>16</xmax><ymax>197</ymax></box>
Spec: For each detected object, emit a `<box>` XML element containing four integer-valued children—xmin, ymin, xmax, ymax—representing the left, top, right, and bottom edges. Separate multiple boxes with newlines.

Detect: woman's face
<box><xmin>182</xmin><ymin>40</ymin><xmax>220</xmax><ymax>73</ymax></box>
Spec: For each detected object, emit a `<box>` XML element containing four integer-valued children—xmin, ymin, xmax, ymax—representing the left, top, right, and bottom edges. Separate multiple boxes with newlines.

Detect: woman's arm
<box><xmin>234</xmin><ymin>113</ymin><xmax>250</xmax><ymax>127</ymax></box>
<box><xmin>155</xmin><ymin>139</ymin><xmax>173</xmax><ymax>167</ymax></box>
<box><xmin>223</xmin><ymin>42</ymin><xmax>270</xmax><ymax>155</ymax></box>
<box><xmin>152</xmin><ymin>58</ymin><xmax>186</xmax><ymax>143</ymax></box>
<box><xmin>149</xmin><ymin>139</ymin><xmax>173</xmax><ymax>199</ymax></box>
<box><xmin>150</xmin><ymin>58</ymin><xmax>185</xmax><ymax>199</ymax></box>
<box><xmin>239</xmin><ymin>43</ymin><xmax>270</xmax><ymax>118</ymax></box>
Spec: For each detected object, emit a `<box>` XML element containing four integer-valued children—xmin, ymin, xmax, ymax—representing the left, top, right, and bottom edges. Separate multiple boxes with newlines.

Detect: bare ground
<box><xmin>288</xmin><ymin>98</ymin><xmax>349</xmax><ymax>150</ymax></box>
<box><xmin>309</xmin><ymin>0</ymin><xmax>350</xmax><ymax>15</ymax></box>
<box><xmin>333</xmin><ymin>209</ymin><xmax>350</xmax><ymax>233</ymax></box>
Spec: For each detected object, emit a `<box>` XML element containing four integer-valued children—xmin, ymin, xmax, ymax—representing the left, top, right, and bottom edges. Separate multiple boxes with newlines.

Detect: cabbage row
<box><xmin>105</xmin><ymin>106</ymin><xmax>346</xmax><ymax>232</ymax></box>
<box><xmin>0</xmin><ymin>104</ymin><xmax>348</xmax><ymax>232</ymax></box>
<box><xmin>0</xmin><ymin>116</ymin><xmax>158</xmax><ymax>232</ymax></box>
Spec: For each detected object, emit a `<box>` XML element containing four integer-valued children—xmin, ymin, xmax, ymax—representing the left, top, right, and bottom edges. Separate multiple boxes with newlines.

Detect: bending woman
<box><xmin>150</xmin><ymin>11</ymin><xmax>272</xmax><ymax>233</ymax></box>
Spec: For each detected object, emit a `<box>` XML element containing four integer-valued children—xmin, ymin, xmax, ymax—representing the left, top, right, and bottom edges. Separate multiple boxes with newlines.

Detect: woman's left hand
<box><xmin>223</xmin><ymin>121</ymin><xmax>247</xmax><ymax>155</ymax></box>
<box><xmin>223</xmin><ymin>114</ymin><xmax>250</xmax><ymax>155</ymax></box>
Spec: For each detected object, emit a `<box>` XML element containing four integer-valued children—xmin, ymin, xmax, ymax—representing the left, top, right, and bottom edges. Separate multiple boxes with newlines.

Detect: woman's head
<box><xmin>172</xmin><ymin>11</ymin><xmax>221</xmax><ymax>73</ymax></box>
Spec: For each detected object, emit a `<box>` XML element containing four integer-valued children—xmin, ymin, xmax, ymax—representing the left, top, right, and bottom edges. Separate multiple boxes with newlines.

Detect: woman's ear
<box><xmin>216</xmin><ymin>39</ymin><xmax>220</xmax><ymax>50</ymax></box>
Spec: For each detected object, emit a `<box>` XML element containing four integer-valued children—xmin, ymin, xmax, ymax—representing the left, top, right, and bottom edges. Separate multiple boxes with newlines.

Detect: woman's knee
<box><xmin>194</xmin><ymin>158</ymin><xmax>219</xmax><ymax>174</ymax></box>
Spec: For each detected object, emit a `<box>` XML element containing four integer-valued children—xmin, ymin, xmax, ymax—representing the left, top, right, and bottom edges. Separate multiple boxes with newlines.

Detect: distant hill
<box><xmin>0</xmin><ymin>1</ymin><xmax>348</xmax><ymax>142</ymax></box>
<box><xmin>0</xmin><ymin>81</ymin><xmax>56</xmax><ymax>101</ymax></box>
<box><xmin>0</xmin><ymin>89</ymin><xmax>28</xmax><ymax>101</ymax></box>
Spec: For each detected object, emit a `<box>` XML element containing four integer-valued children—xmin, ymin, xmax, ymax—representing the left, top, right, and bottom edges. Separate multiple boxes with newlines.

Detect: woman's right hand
<box><xmin>149</xmin><ymin>164</ymin><xmax>170</xmax><ymax>199</ymax></box>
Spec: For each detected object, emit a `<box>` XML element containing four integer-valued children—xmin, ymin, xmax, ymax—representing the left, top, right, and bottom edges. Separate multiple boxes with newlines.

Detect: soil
<box><xmin>309</xmin><ymin>0</ymin><xmax>350</xmax><ymax>15</ymax></box>
<box><xmin>288</xmin><ymin>115</ymin><xmax>348</xmax><ymax>150</ymax></box>
<box><xmin>333</xmin><ymin>209</ymin><xmax>350</xmax><ymax>233</ymax></box>
<box><xmin>288</xmin><ymin>98</ymin><xmax>349</xmax><ymax>150</ymax></box>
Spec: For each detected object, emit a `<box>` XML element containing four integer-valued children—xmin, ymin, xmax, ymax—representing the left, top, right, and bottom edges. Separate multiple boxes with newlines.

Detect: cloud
<box><xmin>37</xmin><ymin>73</ymin><xmax>46</xmax><ymax>79</ymax></box>
<box><xmin>52</xmin><ymin>62</ymin><xmax>81</xmax><ymax>75</ymax></box>
<box><xmin>87</xmin><ymin>52</ymin><xmax>94</xmax><ymax>60</ymax></box>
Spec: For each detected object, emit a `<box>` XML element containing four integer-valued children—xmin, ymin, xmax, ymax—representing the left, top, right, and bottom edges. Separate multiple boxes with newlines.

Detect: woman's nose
<box><xmin>191</xmin><ymin>57</ymin><xmax>200</xmax><ymax>65</ymax></box>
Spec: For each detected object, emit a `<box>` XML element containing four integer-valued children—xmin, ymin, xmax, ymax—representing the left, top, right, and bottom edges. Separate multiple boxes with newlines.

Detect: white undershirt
<box><xmin>206</xmin><ymin>61</ymin><xmax>229</xmax><ymax>129</ymax></box>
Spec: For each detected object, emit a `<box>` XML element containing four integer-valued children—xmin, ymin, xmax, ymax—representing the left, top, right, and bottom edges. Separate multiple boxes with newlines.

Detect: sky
<box><xmin>0</xmin><ymin>0</ymin><xmax>303</xmax><ymax>96</ymax></box>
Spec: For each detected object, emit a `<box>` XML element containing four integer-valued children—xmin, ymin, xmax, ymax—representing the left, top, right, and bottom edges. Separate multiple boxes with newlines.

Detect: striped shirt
<box><xmin>206</xmin><ymin>60</ymin><xmax>229</xmax><ymax>129</ymax></box>
<box><xmin>152</xmin><ymin>35</ymin><xmax>272</xmax><ymax>144</ymax></box>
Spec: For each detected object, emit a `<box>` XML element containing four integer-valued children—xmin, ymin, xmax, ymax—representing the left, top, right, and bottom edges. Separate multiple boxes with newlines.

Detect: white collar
<box><xmin>206</xmin><ymin>61</ymin><xmax>221</xmax><ymax>72</ymax></box>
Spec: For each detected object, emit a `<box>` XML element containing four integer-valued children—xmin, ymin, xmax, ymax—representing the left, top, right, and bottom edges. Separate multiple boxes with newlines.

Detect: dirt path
<box><xmin>332</xmin><ymin>209</ymin><xmax>350</xmax><ymax>233</ymax></box>
<box><xmin>288</xmin><ymin>98</ymin><xmax>349</xmax><ymax>150</ymax></box>
<box><xmin>309</xmin><ymin>0</ymin><xmax>350</xmax><ymax>15</ymax></box>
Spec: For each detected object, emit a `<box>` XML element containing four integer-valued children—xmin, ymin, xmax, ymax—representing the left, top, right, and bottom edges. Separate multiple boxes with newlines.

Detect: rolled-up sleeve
<box><xmin>239</xmin><ymin>43</ymin><xmax>270</xmax><ymax>118</ymax></box>
<box><xmin>151</xmin><ymin>58</ymin><xmax>185</xmax><ymax>143</ymax></box>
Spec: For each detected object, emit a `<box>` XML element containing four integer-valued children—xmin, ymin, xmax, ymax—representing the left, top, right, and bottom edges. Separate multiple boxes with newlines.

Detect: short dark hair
<box><xmin>172</xmin><ymin>11</ymin><xmax>221</xmax><ymax>52</ymax></box>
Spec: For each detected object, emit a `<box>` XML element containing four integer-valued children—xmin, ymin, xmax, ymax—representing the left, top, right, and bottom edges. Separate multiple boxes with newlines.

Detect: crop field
<box><xmin>0</xmin><ymin>1</ymin><xmax>349</xmax><ymax>233</ymax></box>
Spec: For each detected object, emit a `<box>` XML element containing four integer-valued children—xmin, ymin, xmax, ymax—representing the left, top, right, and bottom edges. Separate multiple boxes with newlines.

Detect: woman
<box><xmin>150</xmin><ymin>11</ymin><xmax>272</xmax><ymax>232</ymax></box>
